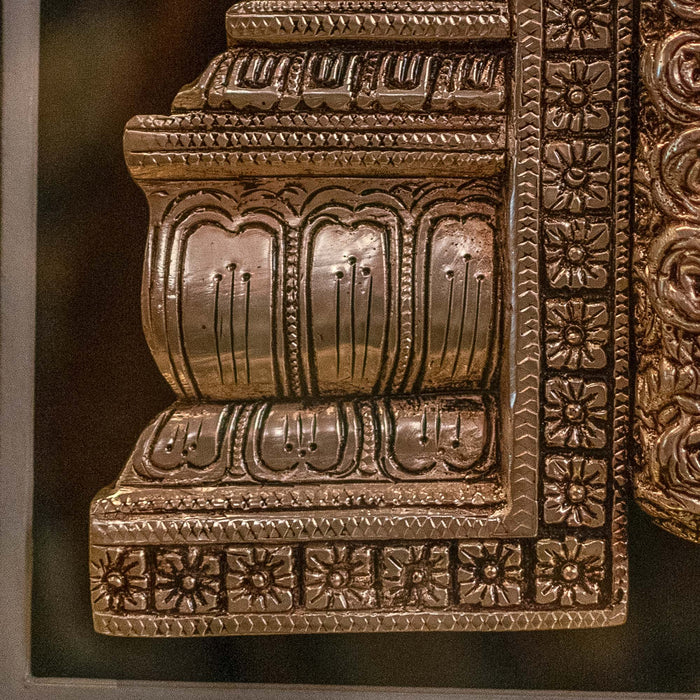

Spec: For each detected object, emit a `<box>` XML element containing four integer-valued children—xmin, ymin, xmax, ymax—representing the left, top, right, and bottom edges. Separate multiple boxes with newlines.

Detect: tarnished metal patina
<box><xmin>90</xmin><ymin>0</ymin><xmax>638</xmax><ymax>636</ymax></box>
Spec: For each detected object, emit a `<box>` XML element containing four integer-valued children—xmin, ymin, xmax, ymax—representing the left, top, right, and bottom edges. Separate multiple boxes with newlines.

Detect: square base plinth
<box><xmin>89</xmin><ymin>478</ymin><xmax>628</xmax><ymax>635</ymax></box>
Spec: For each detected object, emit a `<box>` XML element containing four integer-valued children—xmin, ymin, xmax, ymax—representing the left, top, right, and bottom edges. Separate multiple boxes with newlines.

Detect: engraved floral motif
<box><xmin>545</xmin><ymin>0</ymin><xmax>612</xmax><ymax>50</ymax></box>
<box><xmin>643</xmin><ymin>31</ymin><xmax>700</xmax><ymax>124</ymax></box>
<box><xmin>457</xmin><ymin>542</ymin><xmax>523</xmax><ymax>607</ymax></box>
<box><xmin>545</xmin><ymin>60</ymin><xmax>612</xmax><ymax>132</ymax></box>
<box><xmin>633</xmin><ymin>132</ymin><xmax>662</xmax><ymax>238</ymax></box>
<box><xmin>544</xmin><ymin>219</ymin><xmax>609</xmax><ymax>289</ymax></box>
<box><xmin>656</xmin><ymin>395</ymin><xmax>700</xmax><ymax>506</ymax></box>
<box><xmin>545</xmin><ymin>378</ymin><xmax>608</xmax><ymax>448</ymax></box>
<box><xmin>545</xmin><ymin>299</ymin><xmax>609</xmax><ymax>370</ymax></box>
<box><xmin>154</xmin><ymin>547</ymin><xmax>222</xmax><ymax>613</ymax></box>
<box><xmin>227</xmin><ymin>546</ymin><xmax>295</xmax><ymax>612</ymax></box>
<box><xmin>544</xmin><ymin>456</ymin><xmax>607</xmax><ymax>527</ymax></box>
<box><xmin>535</xmin><ymin>537</ymin><xmax>605</xmax><ymax>606</ymax></box>
<box><xmin>381</xmin><ymin>544</ymin><xmax>450</xmax><ymax>608</ymax></box>
<box><xmin>647</xmin><ymin>223</ymin><xmax>700</xmax><ymax>333</ymax></box>
<box><xmin>90</xmin><ymin>547</ymin><xmax>149</xmax><ymax>613</ymax></box>
<box><xmin>304</xmin><ymin>545</ymin><xmax>376</xmax><ymax>610</ymax></box>
<box><xmin>543</xmin><ymin>142</ymin><xmax>610</xmax><ymax>213</ymax></box>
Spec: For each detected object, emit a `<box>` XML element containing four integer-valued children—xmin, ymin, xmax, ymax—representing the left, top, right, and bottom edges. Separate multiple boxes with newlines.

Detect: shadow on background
<box><xmin>32</xmin><ymin>0</ymin><xmax>699</xmax><ymax>690</ymax></box>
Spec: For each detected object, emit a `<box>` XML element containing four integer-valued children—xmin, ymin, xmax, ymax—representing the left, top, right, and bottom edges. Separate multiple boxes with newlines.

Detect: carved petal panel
<box><xmin>130</xmin><ymin>403</ymin><xmax>237</xmax><ymax>483</ymax></box>
<box><xmin>245</xmin><ymin>401</ymin><xmax>360</xmax><ymax>482</ymax></box>
<box><xmin>180</xmin><ymin>223</ymin><xmax>279</xmax><ymax>400</ymax></box>
<box><xmin>146</xmin><ymin>182</ymin><xmax>499</xmax><ymax>402</ymax></box>
<box><xmin>421</xmin><ymin>216</ymin><xmax>495</xmax><ymax>390</ymax></box>
<box><xmin>380</xmin><ymin>397</ymin><xmax>491</xmax><ymax>480</ymax></box>
<box><xmin>121</xmin><ymin>396</ymin><xmax>493</xmax><ymax>486</ymax></box>
<box><xmin>306</xmin><ymin>218</ymin><xmax>393</xmax><ymax>396</ymax></box>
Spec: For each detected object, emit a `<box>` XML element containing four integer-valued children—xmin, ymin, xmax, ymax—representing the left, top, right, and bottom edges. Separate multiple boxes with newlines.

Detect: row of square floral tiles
<box><xmin>90</xmin><ymin>538</ymin><xmax>607</xmax><ymax>616</ymax></box>
<box><xmin>539</xmin><ymin>0</ymin><xmax>617</xmax><ymax>536</ymax></box>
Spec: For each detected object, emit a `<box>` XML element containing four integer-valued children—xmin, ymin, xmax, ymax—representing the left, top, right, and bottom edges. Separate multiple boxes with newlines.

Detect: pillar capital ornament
<box><xmin>635</xmin><ymin>0</ymin><xmax>700</xmax><ymax>543</ymax></box>
<box><xmin>89</xmin><ymin>0</ymin><xmax>642</xmax><ymax>637</ymax></box>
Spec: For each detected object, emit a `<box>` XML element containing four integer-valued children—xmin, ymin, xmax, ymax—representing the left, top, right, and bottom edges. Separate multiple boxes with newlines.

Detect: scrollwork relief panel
<box><xmin>635</xmin><ymin>0</ymin><xmax>700</xmax><ymax>541</ymax></box>
<box><xmin>143</xmin><ymin>180</ymin><xmax>500</xmax><ymax>402</ymax></box>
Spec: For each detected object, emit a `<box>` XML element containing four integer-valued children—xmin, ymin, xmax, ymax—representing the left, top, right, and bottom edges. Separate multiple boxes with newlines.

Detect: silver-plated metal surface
<box><xmin>90</xmin><ymin>0</ymin><xmax>631</xmax><ymax>635</ymax></box>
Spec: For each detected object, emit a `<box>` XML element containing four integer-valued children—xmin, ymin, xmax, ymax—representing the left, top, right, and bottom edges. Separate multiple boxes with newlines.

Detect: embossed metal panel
<box><xmin>90</xmin><ymin>0</ymin><xmax>632</xmax><ymax>636</ymax></box>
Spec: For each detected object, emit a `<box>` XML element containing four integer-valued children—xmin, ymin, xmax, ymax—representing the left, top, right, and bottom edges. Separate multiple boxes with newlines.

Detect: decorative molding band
<box><xmin>92</xmin><ymin>480</ymin><xmax>506</xmax><ymax>516</ymax></box>
<box><xmin>125</xmin><ymin>149</ymin><xmax>505</xmax><ymax>179</ymax></box>
<box><xmin>125</xmin><ymin>48</ymin><xmax>509</xmax><ymax>178</ymax></box>
<box><xmin>225</xmin><ymin>0</ymin><xmax>510</xmax><ymax>43</ymax></box>
<box><xmin>116</xmin><ymin>396</ymin><xmax>497</xmax><ymax>487</ymax></box>
<box><xmin>173</xmin><ymin>50</ymin><xmax>506</xmax><ymax>114</ymax></box>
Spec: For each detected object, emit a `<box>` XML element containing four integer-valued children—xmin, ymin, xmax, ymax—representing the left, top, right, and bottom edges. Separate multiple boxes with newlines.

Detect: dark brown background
<box><xmin>33</xmin><ymin>0</ymin><xmax>699</xmax><ymax>690</ymax></box>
